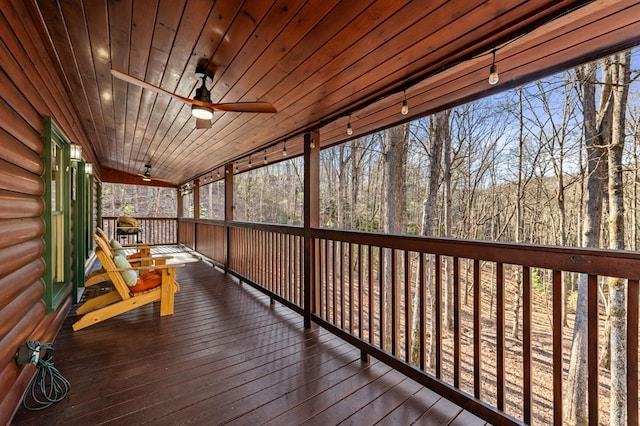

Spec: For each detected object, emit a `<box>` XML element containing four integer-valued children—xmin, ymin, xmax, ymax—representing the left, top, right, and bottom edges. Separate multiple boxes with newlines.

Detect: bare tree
<box><xmin>409</xmin><ymin>111</ymin><xmax>447</xmax><ymax>366</ymax></box>
<box><xmin>564</xmin><ymin>59</ymin><xmax>612</xmax><ymax>425</ymax></box>
<box><xmin>604</xmin><ymin>50</ymin><xmax>631</xmax><ymax>426</ymax></box>
<box><xmin>382</xmin><ymin>124</ymin><xmax>409</xmax><ymax>351</ymax></box>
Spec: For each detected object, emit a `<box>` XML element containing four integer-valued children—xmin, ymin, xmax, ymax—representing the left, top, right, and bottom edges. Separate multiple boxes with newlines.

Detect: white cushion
<box><xmin>113</xmin><ymin>254</ymin><xmax>138</xmax><ymax>286</ymax></box>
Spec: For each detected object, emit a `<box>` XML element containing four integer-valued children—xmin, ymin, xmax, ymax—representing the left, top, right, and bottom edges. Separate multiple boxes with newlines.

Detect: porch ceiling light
<box><xmin>191</xmin><ymin>80</ymin><xmax>214</xmax><ymax>120</ymax></box>
<box><xmin>488</xmin><ymin>49</ymin><xmax>499</xmax><ymax>85</ymax></box>
<box><xmin>191</xmin><ymin>104</ymin><xmax>213</xmax><ymax>120</ymax></box>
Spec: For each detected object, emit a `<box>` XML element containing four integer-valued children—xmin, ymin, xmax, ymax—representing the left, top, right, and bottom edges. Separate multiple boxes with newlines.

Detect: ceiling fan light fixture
<box><xmin>191</xmin><ymin>104</ymin><xmax>213</xmax><ymax>120</ymax></box>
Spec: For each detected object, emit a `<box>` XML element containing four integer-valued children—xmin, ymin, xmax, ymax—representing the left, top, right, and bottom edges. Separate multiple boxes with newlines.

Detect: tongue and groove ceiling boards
<box><xmin>31</xmin><ymin>0</ymin><xmax>640</xmax><ymax>185</ymax></box>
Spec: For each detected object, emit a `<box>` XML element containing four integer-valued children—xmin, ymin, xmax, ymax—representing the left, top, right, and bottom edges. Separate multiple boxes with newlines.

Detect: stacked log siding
<box><xmin>0</xmin><ymin>1</ymin><xmax>94</xmax><ymax>422</ymax></box>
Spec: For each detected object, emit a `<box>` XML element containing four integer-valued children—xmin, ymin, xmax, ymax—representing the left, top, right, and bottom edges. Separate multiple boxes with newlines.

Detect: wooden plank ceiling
<box><xmin>31</xmin><ymin>0</ymin><xmax>640</xmax><ymax>186</ymax></box>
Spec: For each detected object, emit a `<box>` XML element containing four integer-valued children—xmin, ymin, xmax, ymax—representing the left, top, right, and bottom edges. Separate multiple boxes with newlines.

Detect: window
<box><xmin>42</xmin><ymin>117</ymin><xmax>72</xmax><ymax>311</ymax></box>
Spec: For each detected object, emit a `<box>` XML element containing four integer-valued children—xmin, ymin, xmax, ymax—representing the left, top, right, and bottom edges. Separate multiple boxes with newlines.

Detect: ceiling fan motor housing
<box><xmin>194</xmin><ymin>85</ymin><xmax>211</xmax><ymax>103</ymax></box>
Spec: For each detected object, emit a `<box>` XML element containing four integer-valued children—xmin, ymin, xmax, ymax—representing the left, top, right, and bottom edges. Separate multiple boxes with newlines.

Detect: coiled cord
<box><xmin>22</xmin><ymin>341</ymin><xmax>70</xmax><ymax>411</ymax></box>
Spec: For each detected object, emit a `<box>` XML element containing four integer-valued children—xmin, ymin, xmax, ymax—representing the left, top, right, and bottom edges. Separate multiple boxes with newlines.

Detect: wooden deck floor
<box><xmin>12</xmin><ymin>253</ymin><xmax>488</xmax><ymax>425</ymax></box>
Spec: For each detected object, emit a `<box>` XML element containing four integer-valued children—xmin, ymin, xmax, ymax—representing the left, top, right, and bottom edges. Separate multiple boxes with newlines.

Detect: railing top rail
<box><xmin>130</xmin><ymin>216</ymin><xmax>640</xmax><ymax>279</ymax></box>
<box><xmin>102</xmin><ymin>216</ymin><xmax>177</xmax><ymax>220</ymax></box>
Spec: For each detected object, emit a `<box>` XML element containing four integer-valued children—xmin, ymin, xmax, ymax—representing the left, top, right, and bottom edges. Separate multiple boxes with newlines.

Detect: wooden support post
<box><xmin>193</xmin><ymin>178</ymin><xmax>200</xmax><ymax>219</ymax></box>
<box><xmin>176</xmin><ymin>187</ymin><xmax>182</xmax><ymax>244</ymax></box>
<box><xmin>304</xmin><ymin>131</ymin><xmax>320</xmax><ymax>329</ymax></box>
<box><xmin>224</xmin><ymin>164</ymin><xmax>234</xmax><ymax>272</ymax></box>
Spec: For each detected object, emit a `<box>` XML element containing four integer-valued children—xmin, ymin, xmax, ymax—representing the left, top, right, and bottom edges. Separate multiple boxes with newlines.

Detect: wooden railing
<box><xmin>101</xmin><ymin>217</ymin><xmax>177</xmax><ymax>245</ymax></box>
<box><xmin>175</xmin><ymin>218</ymin><xmax>639</xmax><ymax>425</ymax></box>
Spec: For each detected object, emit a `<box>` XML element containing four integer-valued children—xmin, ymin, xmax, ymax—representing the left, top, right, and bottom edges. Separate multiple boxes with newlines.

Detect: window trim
<box><xmin>42</xmin><ymin>117</ymin><xmax>72</xmax><ymax>312</ymax></box>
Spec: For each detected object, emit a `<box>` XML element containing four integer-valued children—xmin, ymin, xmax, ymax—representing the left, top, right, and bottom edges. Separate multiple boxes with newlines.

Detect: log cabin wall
<box><xmin>0</xmin><ymin>1</ymin><xmax>96</xmax><ymax>422</ymax></box>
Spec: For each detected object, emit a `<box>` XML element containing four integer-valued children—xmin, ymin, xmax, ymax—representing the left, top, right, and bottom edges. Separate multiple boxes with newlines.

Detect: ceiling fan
<box><xmin>111</xmin><ymin>66</ymin><xmax>276</xmax><ymax>129</ymax></box>
<box><xmin>138</xmin><ymin>164</ymin><xmax>153</xmax><ymax>182</ymax></box>
<box><xmin>136</xmin><ymin>164</ymin><xmax>174</xmax><ymax>185</ymax></box>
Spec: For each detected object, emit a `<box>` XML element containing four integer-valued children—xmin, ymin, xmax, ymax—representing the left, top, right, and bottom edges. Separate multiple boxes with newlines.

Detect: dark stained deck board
<box><xmin>12</xmin><ymin>255</ymin><xmax>487</xmax><ymax>426</ymax></box>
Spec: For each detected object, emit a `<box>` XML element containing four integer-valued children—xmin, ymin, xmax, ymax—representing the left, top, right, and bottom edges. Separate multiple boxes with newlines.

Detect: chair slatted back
<box><xmin>93</xmin><ymin>234</ymin><xmax>132</xmax><ymax>300</ymax></box>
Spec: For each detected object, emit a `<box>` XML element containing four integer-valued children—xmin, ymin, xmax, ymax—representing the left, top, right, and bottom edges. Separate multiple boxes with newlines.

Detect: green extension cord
<box><xmin>22</xmin><ymin>341</ymin><xmax>70</xmax><ymax>411</ymax></box>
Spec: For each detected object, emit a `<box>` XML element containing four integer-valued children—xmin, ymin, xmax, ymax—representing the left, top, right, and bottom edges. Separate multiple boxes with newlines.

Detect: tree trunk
<box><xmin>564</xmin><ymin>60</ymin><xmax>611</xmax><ymax>426</ymax></box>
<box><xmin>350</xmin><ymin>140</ymin><xmax>361</xmax><ymax>230</ymax></box>
<box><xmin>382</xmin><ymin>124</ymin><xmax>408</xmax><ymax>351</ymax></box>
<box><xmin>443</xmin><ymin>120</ymin><xmax>453</xmax><ymax>331</ymax></box>
<box><xmin>511</xmin><ymin>86</ymin><xmax>525</xmax><ymax>339</ymax></box>
<box><xmin>409</xmin><ymin>112</ymin><xmax>447</xmax><ymax>367</ymax></box>
<box><xmin>604</xmin><ymin>50</ymin><xmax>631</xmax><ymax>426</ymax></box>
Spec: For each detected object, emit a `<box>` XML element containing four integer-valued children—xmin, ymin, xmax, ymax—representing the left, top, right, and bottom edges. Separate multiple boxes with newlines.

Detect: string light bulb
<box><xmin>401</xmin><ymin>90</ymin><xmax>409</xmax><ymax>115</ymax></box>
<box><xmin>263</xmin><ymin>150</ymin><xmax>268</xmax><ymax>165</ymax></box>
<box><xmin>248</xmin><ymin>157</ymin><xmax>252</xmax><ymax>168</ymax></box>
<box><xmin>488</xmin><ymin>49</ymin><xmax>499</xmax><ymax>85</ymax></box>
<box><xmin>283</xmin><ymin>141</ymin><xmax>288</xmax><ymax>156</ymax></box>
<box><xmin>346</xmin><ymin>116</ymin><xmax>353</xmax><ymax>136</ymax></box>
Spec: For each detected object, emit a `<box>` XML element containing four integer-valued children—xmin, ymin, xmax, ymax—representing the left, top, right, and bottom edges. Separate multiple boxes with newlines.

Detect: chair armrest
<box><xmin>111</xmin><ymin>263</ymin><xmax>185</xmax><ymax>273</ymax></box>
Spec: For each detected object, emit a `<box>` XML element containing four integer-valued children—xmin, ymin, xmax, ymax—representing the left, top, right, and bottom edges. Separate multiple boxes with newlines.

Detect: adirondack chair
<box><xmin>73</xmin><ymin>234</ymin><xmax>182</xmax><ymax>331</ymax></box>
<box><xmin>85</xmin><ymin>227</ymin><xmax>155</xmax><ymax>287</ymax></box>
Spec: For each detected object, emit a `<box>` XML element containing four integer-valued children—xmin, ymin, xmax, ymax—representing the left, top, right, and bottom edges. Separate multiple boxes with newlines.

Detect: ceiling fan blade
<box><xmin>112</xmin><ymin>68</ymin><xmax>276</xmax><ymax>114</ymax></box>
<box><xmin>111</xmin><ymin>69</ymin><xmax>192</xmax><ymax>104</ymax></box>
<box><xmin>210</xmin><ymin>102</ymin><xmax>277</xmax><ymax>113</ymax></box>
<box><xmin>195</xmin><ymin>118</ymin><xmax>212</xmax><ymax>129</ymax></box>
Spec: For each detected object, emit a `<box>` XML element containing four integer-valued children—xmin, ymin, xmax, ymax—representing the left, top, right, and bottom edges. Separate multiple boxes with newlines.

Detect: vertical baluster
<box><xmin>258</xmin><ymin>230</ymin><xmax>262</xmax><ymax>284</ymax></box>
<box><xmin>473</xmin><ymin>259</ymin><xmax>481</xmax><ymax>398</ymax></box>
<box><xmin>358</xmin><ymin>243</ymin><xmax>363</xmax><ymax>338</ymax></box>
<box><xmin>392</xmin><ymin>249</ymin><xmax>397</xmax><ymax>356</ymax></box>
<box><xmin>268</xmin><ymin>232</ymin><xmax>273</xmax><ymax>291</ymax></box>
<box><xmin>245</xmin><ymin>229</ymin><xmax>249</xmax><ymax>280</ymax></box>
<box><xmin>289</xmin><ymin>233</ymin><xmax>293</xmax><ymax>302</ymax></box>
<box><xmin>319</xmin><ymin>239</ymin><xmax>324</xmax><ymax>317</ymax></box>
<box><xmin>287</xmin><ymin>234</ymin><xmax>291</xmax><ymax>302</ymax></box>
<box><xmin>301</xmin><ymin>235</ymin><xmax>305</xmax><ymax>306</ymax></box>
<box><xmin>250</xmin><ymin>229</ymin><xmax>254</xmax><ymax>280</ymax></box>
<box><xmin>552</xmin><ymin>270</ymin><xmax>563</xmax><ymax>425</ymax></box>
<box><xmin>271</xmin><ymin>232</ymin><xmax>275</xmax><ymax>293</ymax></box>
<box><xmin>324</xmin><ymin>239</ymin><xmax>329</xmax><ymax>319</ymax></box>
<box><xmin>587</xmin><ymin>274</ymin><xmax>599</xmax><ymax>425</ymax></box>
<box><xmin>298</xmin><ymin>234</ymin><xmax>302</xmax><ymax>306</ymax></box>
<box><xmin>273</xmin><ymin>232</ymin><xmax>276</xmax><ymax>293</ymax></box>
<box><xmin>419</xmin><ymin>253</ymin><xmax>425</xmax><ymax>371</ymax></box>
<box><xmin>332</xmin><ymin>240</ymin><xmax>337</xmax><ymax>324</ymax></box>
<box><xmin>497</xmin><ymin>262</ymin><xmax>505</xmax><ymax>411</ymax></box>
<box><xmin>380</xmin><ymin>247</ymin><xmax>385</xmax><ymax>349</ymax></box>
<box><xmin>368</xmin><ymin>245</ymin><xmax>374</xmax><ymax>344</ymax></box>
<box><xmin>277</xmin><ymin>232</ymin><xmax>281</xmax><ymax>295</ymax></box>
<box><xmin>349</xmin><ymin>242</ymin><xmax>354</xmax><ymax>333</ymax></box>
<box><xmin>244</xmin><ymin>228</ymin><xmax>248</xmax><ymax>279</ymax></box>
<box><xmin>263</xmin><ymin>230</ymin><xmax>267</xmax><ymax>287</ymax></box>
<box><xmin>405</xmin><ymin>250</ymin><xmax>410</xmax><ymax>362</ymax></box>
<box><xmin>453</xmin><ymin>257</ymin><xmax>460</xmax><ymax>388</ymax></box>
<box><xmin>628</xmin><ymin>279</ymin><xmax>639</xmax><ymax>426</ymax></box>
<box><xmin>339</xmin><ymin>241</ymin><xmax>344</xmax><ymax>329</ymax></box>
<box><xmin>435</xmin><ymin>254</ymin><xmax>441</xmax><ymax>378</ymax></box>
<box><xmin>523</xmin><ymin>266</ymin><xmax>531</xmax><ymax>424</ymax></box>
<box><xmin>254</xmin><ymin>229</ymin><xmax>264</xmax><ymax>283</ymax></box>
<box><xmin>273</xmin><ymin>232</ymin><xmax>277</xmax><ymax>294</ymax></box>
<box><xmin>235</xmin><ymin>227</ymin><xmax>239</xmax><ymax>274</ymax></box>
